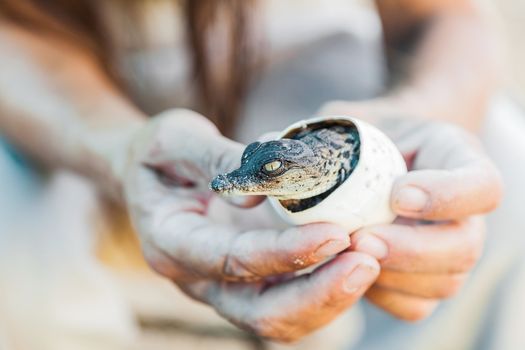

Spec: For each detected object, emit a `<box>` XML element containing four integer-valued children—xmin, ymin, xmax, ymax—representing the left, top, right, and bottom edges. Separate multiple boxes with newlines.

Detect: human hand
<box><xmin>121</xmin><ymin>109</ymin><xmax>380</xmax><ymax>342</ymax></box>
<box><xmin>320</xmin><ymin>101</ymin><xmax>503</xmax><ymax>321</ymax></box>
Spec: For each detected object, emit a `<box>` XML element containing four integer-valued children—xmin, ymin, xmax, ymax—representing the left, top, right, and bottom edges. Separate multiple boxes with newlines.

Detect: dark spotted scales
<box><xmin>281</xmin><ymin>124</ymin><xmax>360</xmax><ymax>212</ymax></box>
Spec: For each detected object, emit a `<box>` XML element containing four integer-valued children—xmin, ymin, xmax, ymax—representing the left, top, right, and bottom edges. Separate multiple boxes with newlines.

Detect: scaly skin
<box><xmin>210</xmin><ymin>126</ymin><xmax>360</xmax><ymax>200</ymax></box>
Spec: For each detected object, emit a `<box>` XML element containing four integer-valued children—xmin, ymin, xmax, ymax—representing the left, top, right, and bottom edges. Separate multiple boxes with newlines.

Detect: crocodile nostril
<box><xmin>210</xmin><ymin>174</ymin><xmax>233</xmax><ymax>193</ymax></box>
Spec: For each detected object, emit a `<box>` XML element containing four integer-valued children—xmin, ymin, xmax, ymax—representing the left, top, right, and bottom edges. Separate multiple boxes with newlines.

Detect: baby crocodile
<box><xmin>210</xmin><ymin>125</ymin><xmax>360</xmax><ymax>211</ymax></box>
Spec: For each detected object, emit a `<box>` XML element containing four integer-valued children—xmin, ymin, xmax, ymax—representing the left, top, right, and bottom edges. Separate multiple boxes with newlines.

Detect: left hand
<box><xmin>320</xmin><ymin>100</ymin><xmax>503</xmax><ymax>321</ymax></box>
<box><xmin>123</xmin><ymin>110</ymin><xmax>380</xmax><ymax>342</ymax></box>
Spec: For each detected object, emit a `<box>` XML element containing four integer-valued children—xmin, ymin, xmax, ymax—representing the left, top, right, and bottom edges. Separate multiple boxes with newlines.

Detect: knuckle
<box><xmin>222</xmin><ymin>257</ymin><xmax>260</xmax><ymax>281</ymax></box>
<box><xmin>455</xmin><ymin>247</ymin><xmax>479</xmax><ymax>273</ymax></box>
<box><xmin>406</xmin><ymin>226</ymin><xmax>427</xmax><ymax>258</ymax></box>
<box><xmin>458</xmin><ymin>222</ymin><xmax>485</xmax><ymax>271</ymax></box>
<box><xmin>435</xmin><ymin>275</ymin><xmax>466</xmax><ymax>299</ymax></box>
<box><xmin>400</xmin><ymin>301</ymin><xmax>438</xmax><ymax>322</ymax></box>
<box><xmin>483</xmin><ymin>164</ymin><xmax>504</xmax><ymax>211</ymax></box>
<box><xmin>222</xmin><ymin>236</ymin><xmax>263</xmax><ymax>281</ymax></box>
<box><xmin>244</xmin><ymin>315</ymin><xmax>303</xmax><ymax>343</ymax></box>
<box><xmin>246</xmin><ymin>317</ymin><xmax>284</xmax><ymax>340</ymax></box>
<box><xmin>143</xmin><ymin>247</ymin><xmax>185</xmax><ymax>280</ymax></box>
<box><xmin>245</xmin><ymin>317</ymin><xmax>271</xmax><ymax>336</ymax></box>
<box><xmin>462</xmin><ymin>244</ymin><xmax>482</xmax><ymax>271</ymax></box>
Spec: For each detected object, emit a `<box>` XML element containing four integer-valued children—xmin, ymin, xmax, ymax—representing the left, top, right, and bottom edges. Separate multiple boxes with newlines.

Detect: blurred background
<box><xmin>496</xmin><ymin>0</ymin><xmax>525</xmax><ymax>105</ymax></box>
<box><xmin>1</xmin><ymin>1</ymin><xmax>525</xmax><ymax>350</ymax></box>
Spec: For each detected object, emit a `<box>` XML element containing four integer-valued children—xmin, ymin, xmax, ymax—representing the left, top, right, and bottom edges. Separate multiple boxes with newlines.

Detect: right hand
<box><xmin>121</xmin><ymin>109</ymin><xmax>380</xmax><ymax>342</ymax></box>
<box><xmin>320</xmin><ymin>100</ymin><xmax>503</xmax><ymax>321</ymax></box>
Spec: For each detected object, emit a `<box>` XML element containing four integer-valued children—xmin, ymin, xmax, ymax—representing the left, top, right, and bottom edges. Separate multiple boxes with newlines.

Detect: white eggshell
<box><xmin>268</xmin><ymin>116</ymin><xmax>407</xmax><ymax>233</ymax></box>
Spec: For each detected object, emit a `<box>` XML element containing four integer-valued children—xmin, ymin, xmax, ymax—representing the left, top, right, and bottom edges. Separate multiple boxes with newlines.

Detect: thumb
<box><xmin>390</xmin><ymin>163</ymin><xmax>502</xmax><ymax>220</ymax></box>
<box><xmin>389</xmin><ymin>126</ymin><xmax>502</xmax><ymax>220</ymax></box>
<box><xmin>146</xmin><ymin>109</ymin><xmax>264</xmax><ymax>208</ymax></box>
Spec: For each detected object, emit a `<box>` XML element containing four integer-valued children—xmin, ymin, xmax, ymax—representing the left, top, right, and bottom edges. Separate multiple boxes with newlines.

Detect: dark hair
<box><xmin>0</xmin><ymin>0</ymin><xmax>259</xmax><ymax>136</ymax></box>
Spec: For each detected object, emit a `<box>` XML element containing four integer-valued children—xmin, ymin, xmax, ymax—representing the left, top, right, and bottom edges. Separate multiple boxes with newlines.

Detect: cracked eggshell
<box><xmin>269</xmin><ymin>116</ymin><xmax>407</xmax><ymax>233</ymax></box>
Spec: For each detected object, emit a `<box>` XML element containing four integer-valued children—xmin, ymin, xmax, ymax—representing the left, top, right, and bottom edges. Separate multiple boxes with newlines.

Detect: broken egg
<box><xmin>268</xmin><ymin>116</ymin><xmax>407</xmax><ymax>232</ymax></box>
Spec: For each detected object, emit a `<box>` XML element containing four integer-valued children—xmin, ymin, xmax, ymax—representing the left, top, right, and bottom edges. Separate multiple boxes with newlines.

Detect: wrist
<box><xmin>385</xmin><ymin>85</ymin><xmax>487</xmax><ymax>131</ymax></box>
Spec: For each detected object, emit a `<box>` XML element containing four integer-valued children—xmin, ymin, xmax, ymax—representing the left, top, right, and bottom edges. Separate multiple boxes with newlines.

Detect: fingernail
<box><xmin>314</xmin><ymin>239</ymin><xmax>349</xmax><ymax>259</ymax></box>
<box><xmin>354</xmin><ymin>234</ymin><xmax>388</xmax><ymax>260</ymax></box>
<box><xmin>344</xmin><ymin>264</ymin><xmax>378</xmax><ymax>294</ymax></box>
<box><xmin>395</xmin><ymin>186</ymin><xmax>429</xmax><ymax>212</ymax></box>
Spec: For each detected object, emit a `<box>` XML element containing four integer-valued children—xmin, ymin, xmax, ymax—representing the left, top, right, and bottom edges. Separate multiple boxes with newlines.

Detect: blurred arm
<box><xmin>0</xmin><ymin>23</ymin><xmax>146</xmax><ymax>200</ymax></box>
<box><xmin>375</xmin><ymin>0</ymin><xmax>502</xmax><ymax>131</ymax></box>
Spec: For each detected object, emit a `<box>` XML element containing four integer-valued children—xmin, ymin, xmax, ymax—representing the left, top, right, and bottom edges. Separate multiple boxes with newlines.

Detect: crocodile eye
<box><xmin>262</xmin><ymin>160</ymin><xmax>283</xmax><ymax>175</ymax></box>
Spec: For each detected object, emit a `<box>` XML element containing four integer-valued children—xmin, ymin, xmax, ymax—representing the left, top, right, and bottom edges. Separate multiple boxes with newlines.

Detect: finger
<box><xmin>351</xmin><ymin>217</ymin><xmax>485</xmax><ymax>273</ymax></box>
<box><xmin>144</xmin><ymin>110</ymin><xmax>264</xmax><ymax>207</ymax></box>
<box><xmin>146</xmin><ymin>109</ymin><xmax>241</xmax><ymax>179</ymax></box>
<box><xmin>366</xmin><ymin>286</ymin><xmax>439</xmax><ymax>322</ymax></box>
<box><xmin>187</xmin><ymin>252</ymin><xmax>379</xmax><ymax>342</ymax></box>
<box><xmin>140</xmin><ymin>195</ymin><xmax>351</xmax><ymax>280</ymax></box>
<box><xmin>126</xmin><ymin>162</ymin><xmax>298</xmax><ymax>280</ymax></box>
<box><xmin>391</xmin><ymin>125</ymin><xmax>503</xmax><ymax>220</ymax></box>
<box><xmin>375</xmin><ymin>270</ymin><xmax>467</xmax><ymax>299</ymax></box>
